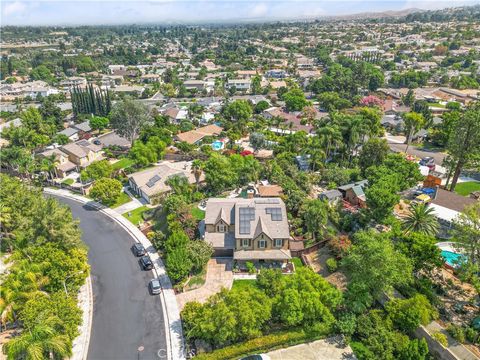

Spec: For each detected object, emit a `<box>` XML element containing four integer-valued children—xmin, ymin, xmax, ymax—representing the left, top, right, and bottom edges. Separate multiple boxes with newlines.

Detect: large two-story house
<box><xmin>203</xmin><ymin>198</ymin><xmax>292</xmax><ymax>264</ymax></box>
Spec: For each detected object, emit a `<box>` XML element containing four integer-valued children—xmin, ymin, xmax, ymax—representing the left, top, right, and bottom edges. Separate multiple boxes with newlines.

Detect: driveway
<box><xmin>51</xmin><ymin>196</ymin><xmax>167</xmax><ymax>360</ymax></box>
<box><xmin>385</xmin><ymin>135</ymin><xmax>446</xmax><ymax>165</ymax></box>
<box><xmin>267</xmin><ymin>337</ymin><xmax>356</xmax><ymax>360</ymax></box>
<box><xmin>176</xmin><ymin>258</ymin><xmax>233</xmax><ymax>311</ymax></box>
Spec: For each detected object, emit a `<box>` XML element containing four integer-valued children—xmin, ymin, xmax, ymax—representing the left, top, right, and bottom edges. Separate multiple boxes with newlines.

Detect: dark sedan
<box><xmin>140</xmin><ymin>255</ymin><xmax>154</xmax><ymax>270</ymax></box>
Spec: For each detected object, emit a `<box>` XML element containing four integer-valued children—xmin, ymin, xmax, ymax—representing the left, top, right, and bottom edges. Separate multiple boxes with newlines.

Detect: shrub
<box><xmin>326</xmin><ymin>258</ymin><xmax>338</xmax><ymax>273</ymax></box>
<box><xmin>329</xmin><ymin>235</ymin><xmax>352</xmax><ymax>257</ymax></box>
<box><xmin>465</xmin><ymin>327</ymin><xmax>478</xmax><ymax>344</ymax></box>
<box><xmin>246</xmin><ymin>261</ymin><xmax>256</xmax><ymax>274</ymax></box>
<box><xmin>432</xmin><ymin>332</ymin><xmax>448</xmax><ymax>347</ymax></box>
<box><xmin>386</xmin><ymin>294</ymin><xmax>438</xmax><ymax>333</ymax></box>
<box><xmin>447</xmin><ymin>324</ymin><xmax>466</xmax><ymax>343</ymax></box>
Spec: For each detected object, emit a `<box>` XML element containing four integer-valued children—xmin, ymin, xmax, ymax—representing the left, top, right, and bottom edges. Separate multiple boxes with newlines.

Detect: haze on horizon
<box><xmin>1</xmin><ymin>0</ymin><xmax>479</xmax><ymax>26</ymax></box>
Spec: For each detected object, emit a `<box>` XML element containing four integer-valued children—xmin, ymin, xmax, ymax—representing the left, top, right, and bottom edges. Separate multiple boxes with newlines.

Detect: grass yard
<box><xmin>454</xmin><ymin>181</ymin><xmax>480</xmax><ymax>196</ymax></box>
<box><xmin>292</xmin><ymin>257</ymin><xmax>304</xmax><ymax>269</ymax></box>
<box><xmin>123</xmin><ymin>206</ymin><xmax>149</xmax><ymax>225</ymax></box>
<box><xmin>231</xmin><ymin>279</ymin><xmax>258</xmax><ymax>291</ymax></box>
<box><xmin>111</xmin><ymin>192</ymin><xmax>132</xmax><ymax>208</ymax></box>
<box><xmin>61</xmin><ymin>178</ymin><xmax>74</xmax><ymax>185</ymax></box>
<box><xmin>191</xmin><ymin>206</ymin><xmax>206</xmax><ymax>220</ymax></box>
<box><xmin>111</xmin><ymin>158</ymin><xmax>135</xmax><ymax>170</ymax></box>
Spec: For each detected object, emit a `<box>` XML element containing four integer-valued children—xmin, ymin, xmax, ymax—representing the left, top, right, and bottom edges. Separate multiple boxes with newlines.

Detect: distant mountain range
<box><xmin>326</xmin><ymin>8</ymin><xmax>424</xmax><ymax>21</ymax></box>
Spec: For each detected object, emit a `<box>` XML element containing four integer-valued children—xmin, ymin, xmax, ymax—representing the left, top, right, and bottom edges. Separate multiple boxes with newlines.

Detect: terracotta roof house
<box><xmin>257</xmin><ymin>185</ymin><xmax>283</xmax><ymax>197</ymax></box>
<box><xmin>203</xmin><ymin>198</ymin><xmax>292</xmax><ymax>262</ymax></box>
<box><xmin>128</xmin><ymin>161</ymin><xmax>204</xmax><ymax>204</ymax></box>
<box><xmin>174</xmin><ymin>124</ymin><xmax>223</xmax><ymax>145</ymax></box>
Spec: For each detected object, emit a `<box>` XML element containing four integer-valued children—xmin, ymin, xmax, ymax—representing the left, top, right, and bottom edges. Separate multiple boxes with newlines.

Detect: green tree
<box><xmin>166</xmin><ymin>246</ymin><xmax>192</xmax><ymax>283</ymax></box>
<box><xmin>300</xmin><ymin>199</ymin><xmax>328</xmax><ymax>241</ymax></box>
<box><xmin>447</xmin><ymin>102</ymin><xmax>480</xmax><ymax>191</ymax></box>
<box><xmin>453</xmin><ymin>203</ymin><xmax>480</xmax><ymax>267</ymax></box>
<box><xmin>365</xmin><ymin>176</ymin><xmax>400</xmax><ymax>222</ymax></box>
<box><xmin>89</xmin><ymin>116</ymin><xmax>110</xmax><ymax>132</ymax></box>
<box><xmin>342</xmin><ymin>231</ymin><xmax>413</xmax><ymax>312</ymax></box>
<box><xmin>386</xmin><ymin>294</ymin><xmax>438</xmax><ymax>333</ymax></box>
<box><xmin>358</xmin><ymin>138</ymin><xmax>389</xmax><ymax>174</ymax></box>
<box><xmin>3</xmin><ymin>321</ymin><xmax>72</xmax><ymax>360</ymax></box>
<box><xmin>80</xmin><ymin>160</ymin><xmax>113</xmax><ymax>182</ymax></box>
<box><xmin>396</xmin><ymin>232</ymin><xmax>443</xmax><ymax>273</ymax></box>
<box><xmin>254</xmin><ymin>100</ymin><xmax>270</xmax><ymax>114</ymax></box>
<box><xmin>30</xmin><ymin>65</ymin><xmax>54</xmax><ymax>82</ymax></box>
<box><xmin>402</xmin><ymin>112</ymin><xmax>424</xmax><ymax>154</ymax></box>
<box><xmin>283</xmin><ymin>88</ymin><xmax>308</xmax><ymax>112</ymax></box>
<box><xmin>318</xmin><ymin>91</ymin><xmax>351</xmax><ymax>112</ymax></box>
<box><xmin>223</xmin><ymin>100</ymin><xmax>253</xmax><ymax>123</ymax></box>
<box><xmin>89</xmin><ymin>178</ymin><xmax>122</xmax><ymax>206</ymax></box>
<box><xmin>110</xmin><ymin>98</ymin><xmax>152</xmax><ymax>145</ymax></box>
<box><xmin>402</xmin><ymin>203</ymin><xmax>439</xmax><ymax>236</ymax></box>
<box><xmin>186</xmin><ymin>240</ymin><xmax>213</xmax><ymax>273</ymax></box>
<box><xmin>203</xmin><ymin>153</ymin><xmax>238</xmax><ymax>193</ymax></box>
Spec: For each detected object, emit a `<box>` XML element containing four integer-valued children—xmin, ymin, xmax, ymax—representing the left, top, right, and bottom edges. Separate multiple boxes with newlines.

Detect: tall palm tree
<box><xmin>3</xmin><ymin>321</ymin><xmax>72</xmax><ymax>360</ymax></box>
<box><xmin>402</xmin><ymin>203</ymin><xmax>439</xmax><ymax>236</ymax></box>
<box><xmin>191</xmin><ymin>160</ymin><xmax>203</xmax><ymax>191</ymax></box>
<box><xmin>317</xmin><ymin>123</ymin><xmax>342</xmax><ymax>164</ymax></box>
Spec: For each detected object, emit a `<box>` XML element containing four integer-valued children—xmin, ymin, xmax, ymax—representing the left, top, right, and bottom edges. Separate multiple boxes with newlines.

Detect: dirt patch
<box><xmin>305</xmin><ymin>247</ymin><xmax>347</xmax><ymax>291</ymax></box>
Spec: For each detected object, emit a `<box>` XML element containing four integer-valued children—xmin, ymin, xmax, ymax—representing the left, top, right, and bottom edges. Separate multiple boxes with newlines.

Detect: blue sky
<box><xmin>2</xmin><ymin>0</ymin><xmax>479</xmax><ymax>26</ymax></box>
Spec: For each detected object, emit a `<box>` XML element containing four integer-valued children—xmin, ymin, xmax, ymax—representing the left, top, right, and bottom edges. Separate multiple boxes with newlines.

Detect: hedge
<box><xmin>193</xmin><ymin>324</ymin><xmax>331</xmax><ymax>360</ymax></box>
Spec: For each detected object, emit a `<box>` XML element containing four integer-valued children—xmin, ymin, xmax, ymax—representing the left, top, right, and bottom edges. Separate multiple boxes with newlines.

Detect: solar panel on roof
<box><xmin>266</xmin><ymin>207</ymin><xmax>282</xmax><ymax>221</ymax></box>
<box><xmin>146</xmin><ymin>174</ymin><xmax>161</xmax><ymax>188</ymax></box>
<box><xmin>239</xmin><ymin>207</ymin><xmax>255</xmax><ymax>234</ymax></box>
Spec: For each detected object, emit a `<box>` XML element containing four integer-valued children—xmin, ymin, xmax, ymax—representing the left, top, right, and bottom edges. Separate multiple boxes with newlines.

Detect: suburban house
<box><xmin>338</xmin><ymin>180</ymin><xmax>368</xmax><ymax>208</ymax></box>
<box><xmin>128</xmin><ymin>161</ymin><xmax>204</xmax><ymax>204</ymax></box>
<box><xmin>226</xmin><ymin>79</ymin><xmax>251</xmax><ymax>91</ymax></box>
<box><xmin>60</xmin><ymin>140</ymin><xmax>103</xmax><ymax>168</ymax></box>
<box><xmin>174</xmin><ymin>124</ymin><xmax>223</xmax><ymax>145</ymax></box>
<box><xmin>183</xmin><ymin>80</ymin><xmax>205</xmax><ymax>91</ymax></box>
<box><xmin>38</xmin><ymin>148</ymin><xmax>77</xmax><ymax>178</ymax></box>
<box><xmin>57</xmin><ymin>121</ymin><xmax>92</xmax><ymax>142</ymax></box>
<box><xmin>203</xmin><ymin>198</ymin><xmax>292</xmax><ymax>265</ymax></box>
<box><xmin>319</xmin><ymin>189</ymin><xmax>343</xmax><ymax>204</ymax></box>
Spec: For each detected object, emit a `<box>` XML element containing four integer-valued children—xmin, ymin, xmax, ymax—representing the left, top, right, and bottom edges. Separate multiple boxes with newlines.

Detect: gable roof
<box><xmin>205</xmin><ymin>198</ymin><xmax>290</xmax><ymax>240</ymax></box>
<box><xmin>175</xmin><ymin>124</ymin><xmax>223</xmax><ymax>145</ymax></box>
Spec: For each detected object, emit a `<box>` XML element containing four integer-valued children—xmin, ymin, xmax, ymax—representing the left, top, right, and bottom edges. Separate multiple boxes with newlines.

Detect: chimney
<box><xmin>247</xmin><ymin>189</ymin><xmax>255</xmax><ymax>199</ymax></box>
<box><xmin>434</xmin><ymin>185</ymin><xmax>439</xmax><ymax>200</ymax></box>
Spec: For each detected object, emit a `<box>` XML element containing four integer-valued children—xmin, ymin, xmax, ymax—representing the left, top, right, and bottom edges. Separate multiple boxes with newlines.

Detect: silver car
<box><xmin>149</xmin><ymin>279</ymin><xmax>162</xmax><ymax>295</ymax></box>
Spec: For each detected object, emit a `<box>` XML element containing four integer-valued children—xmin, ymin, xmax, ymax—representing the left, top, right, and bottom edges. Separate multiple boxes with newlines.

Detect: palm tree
<box><xmin>402</xmin><ymin>203</ymin><xmax>439</xmax><ymax>236</ymax></box>
<box><xmin>191</xmin><ymin>160</ymin><xmax>204</xmax><ymax>191</ymax></box>
<box><xmin>3</xmin><ymin>321</ymin><xmax>72</xmax><ymax>360</ymax></box>
<box><xmin>317</xmin><ymin>123</ymin><xmax>342</xmax><ymax>164</ymax></box>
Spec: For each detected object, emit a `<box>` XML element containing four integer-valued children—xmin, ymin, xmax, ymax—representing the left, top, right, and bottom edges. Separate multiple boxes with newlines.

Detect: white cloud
<box><xmin>250</xmin><ymin>3</ymin><xmax>268</xmax><ymax>17</ymax></box>
<box><xmin>3</xmin><ymin>1</ymin><xmax>27</xmax><ymax>16</ymax></box>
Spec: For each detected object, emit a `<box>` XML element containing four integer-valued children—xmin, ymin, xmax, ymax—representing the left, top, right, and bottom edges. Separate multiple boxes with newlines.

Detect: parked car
<box><xmin>419</xmin><ymin>157</ymin><xmax>435</xmax><ymax>171</ymax></box>
<box><xmin>132</xmin><ymin>242</ymin><xmax>146</xmax><ymax>256</ymax></box>
<box><xmin>240</xmin><ymin>355</ymin><xmax>271</xmax><ymax>360</ymax></box>
<box><xmin>149</xmin><ymin>278</ymin><xmax>162</xmax><ymax>295</ymax></box>
<box><xmin>140</xmin><ymin>255</ymin><xmax>154</xmax><ymax>270</ymax></box>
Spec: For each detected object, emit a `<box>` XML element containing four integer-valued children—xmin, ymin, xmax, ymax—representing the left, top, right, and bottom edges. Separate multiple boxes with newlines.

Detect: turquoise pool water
<box><xmin>211</xmin><ymin>140</ymin><xmax>224</xmax><ymax>150</ymax></box>
<box><xmin>441</xmin><ymin>250</ymin><xmax>464</xmax><ymax>267</ymax></box>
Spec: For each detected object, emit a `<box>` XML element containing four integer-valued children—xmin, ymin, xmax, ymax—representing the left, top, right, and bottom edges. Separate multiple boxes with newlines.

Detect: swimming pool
<box><xmin>441</xmin><ymin>250</ymin><xmax>465</xmax><ymax>268</ymax></box>
<box><xmin>211</xmin><ymin>140</ymin><xmax>224</xmax><ymax>151</ymax></box>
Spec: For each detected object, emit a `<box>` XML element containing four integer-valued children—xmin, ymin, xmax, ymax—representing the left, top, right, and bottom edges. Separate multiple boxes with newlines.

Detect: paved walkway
<box><xmin>267</xmin><ymin>337</ymin><xmax>356</xmax><ymax>360</ymax></box>
<box><xmin>176</xmin><ymin>258</ymin><xmax>233</xmax><ymax>311</ymax></box>
<box><xmin>113</xmin><ymin>187</ymin><xmax>146</xmax><ymax>214</ymax></box>
<box><xmin>44</xmin><ymin>188</ymin><xmax>185</xmax><ymax>360</ymax></box>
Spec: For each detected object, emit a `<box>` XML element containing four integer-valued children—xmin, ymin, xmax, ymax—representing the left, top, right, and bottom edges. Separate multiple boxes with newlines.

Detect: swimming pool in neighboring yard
<box><xmin>441</xmin><ymin>250</ymin><xmax>464</xmax><ymax>267</ymax></box>
<box><xmin>211</xmin><ymin>140</ymin><xmax>225</xmax><ymax>151</ymax></box>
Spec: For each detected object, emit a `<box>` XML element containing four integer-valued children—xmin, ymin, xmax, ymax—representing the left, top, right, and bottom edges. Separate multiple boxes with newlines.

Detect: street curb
<box><xmin>44</xmin><ymin>188</ymin><xmax>186</xmax><ymax>360</ymax></box>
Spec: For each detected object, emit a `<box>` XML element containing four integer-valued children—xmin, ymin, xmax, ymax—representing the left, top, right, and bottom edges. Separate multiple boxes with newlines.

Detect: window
<box><xmin>242</xmin><ymin>239</ymin><xmax>250</xmax><ymax>247</ymax></box>
<box><xmin>258</xmin><ymin>240</ymin><xmax>266</xmax><ymax>249</ymax></box>
<box><xmin>217</xmin><ymin>224</ymin><xmax>226</xmax><ymax>232</ymax></box>
<box><xmin>274</xmin><ymin>239</ymin><xmax>283</xmax><ymax>247</ymax></box>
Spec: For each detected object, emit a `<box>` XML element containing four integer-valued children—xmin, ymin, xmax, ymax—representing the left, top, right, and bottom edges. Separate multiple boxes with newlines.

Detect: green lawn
<box><xmin>61</xmin><ymin>178</ymin><xmax>74</xmax><ymax>185</ymax></box>
<box><xmin>292</xmin><ymin>257</ymin><xmax>304</xmax><ymax>269</ymax></box>
<box><xmin>111</xmin><ymin>192</ymin><xmax>132</xmax><ymax>208</ymax></box>
<box><xmin>454</xmin><ymin>181</ymin><xmax>480</xmax><ymax>196</ymax></box>
<box><xmin>111</xmin><ymin>158</ymin><xmax>135</xmax><ymax>170</ymax></box>
<box><xmin>191</xmin><ymin>206</ymin><xmax>206</xmax><ymax>220</ymax></box>
<box><xmin>123</xmin><ymin>206</ymin><xmax>149</xmax><ymax>225</ymax></box>
<box><xmin>231</xmin><ymin>279</ymin><xmax>257</xmax><ymax>291</ymax></box>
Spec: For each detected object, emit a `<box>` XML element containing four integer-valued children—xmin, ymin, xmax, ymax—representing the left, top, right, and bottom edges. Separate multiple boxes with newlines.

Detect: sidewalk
<box><xmin>71</xmin><ymin>276</ymin><xmax>93</xmax><ymax>360</ymax></box>
<box><xmin>44</xmin><ymin>188</ymin><xmax>186</xmax><ymax>360</ymax></box>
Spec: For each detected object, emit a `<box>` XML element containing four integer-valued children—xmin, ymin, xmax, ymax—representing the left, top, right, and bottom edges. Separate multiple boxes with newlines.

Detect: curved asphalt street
<box><xmin>52</xmin><ymin>196</ymin><xmax>167</xmax><ymax>360</ymax></box>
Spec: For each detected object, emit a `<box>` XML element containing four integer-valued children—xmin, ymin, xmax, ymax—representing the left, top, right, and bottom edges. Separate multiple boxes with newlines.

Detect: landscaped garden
<box><xmin>123</xmin><ymin>205</ymin><xmax>150</xmax><ymax>225</ymax></box>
